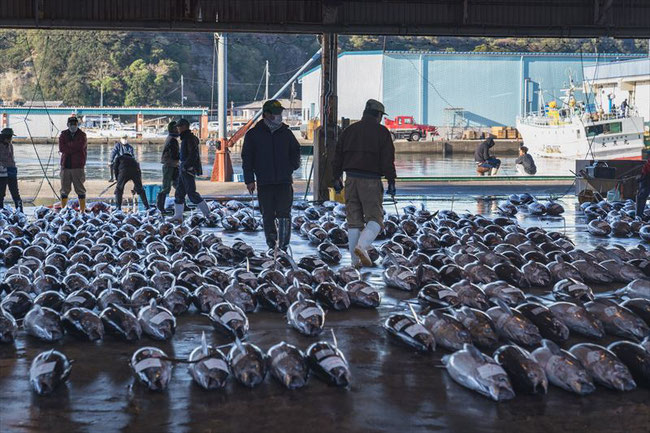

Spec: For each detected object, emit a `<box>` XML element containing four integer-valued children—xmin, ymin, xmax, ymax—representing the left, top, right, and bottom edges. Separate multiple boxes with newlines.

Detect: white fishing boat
<box><xmin>516</xmin><ymin>79</ymin><xmax>645</xmax><ymax>160</ymax></box>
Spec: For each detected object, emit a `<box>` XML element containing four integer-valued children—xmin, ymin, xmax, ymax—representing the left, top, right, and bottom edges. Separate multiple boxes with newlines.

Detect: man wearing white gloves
<box><xmin>332</xmin><ymin>99</ymin><xmax>396</xmax><ymax>267</ymax></box>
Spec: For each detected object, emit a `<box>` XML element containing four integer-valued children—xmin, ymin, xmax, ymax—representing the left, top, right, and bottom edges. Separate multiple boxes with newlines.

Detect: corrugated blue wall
<box><xmin>382</xmin><ymin>52</ymin><xmax>638</xmax><ymax>127</ymax></box>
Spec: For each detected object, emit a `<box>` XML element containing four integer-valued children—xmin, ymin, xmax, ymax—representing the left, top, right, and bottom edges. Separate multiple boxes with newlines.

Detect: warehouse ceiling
<box><xmin>0</xmin><ymin>0</ymin><xmax>648</xmax><ymax>38</ymax></box>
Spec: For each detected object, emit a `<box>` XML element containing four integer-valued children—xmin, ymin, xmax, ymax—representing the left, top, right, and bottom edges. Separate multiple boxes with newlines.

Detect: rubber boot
<box><xmin>355</xmin><ymin>221</ymin><xmax>381</xmax><ymax>267</ymax></box>
<box><xmin>15</xmin><ymin>199</ymin><xmax>23</xmax><ymax>213</ymax></box>
<box><xmin>277</xmin><ymin>218</ymin><xmax>291</xmax><ymax>251</ymax></box>
<box><xmin>348</xmin><ymin>228</ymin><xmax>361</xmax><ymax>267</ymax></box>
<box><xmin>170</xmin><ymin>203</ymin><xmax>184</xmax><ymax>223</ymax></box>
<box><xmin>265</xmin><ymin>220</ymin><xmax>278</xmax><ymax>250</ymax></box>
<box><xmin>60</xmin><ymin>197</ymin><xmax>68</xmax><ymax>209</ymax></box>
<box><xmin>156</xmin><ymin>193</ymin><xmax>167</xmax><ymax>213</ymax></box>
<box><xmin>197</xmin><ymin>200</ymin><xmax>211</xmax><ymax>218</ymax></box>
<box><xmin>138</xmin><ymin>192</ymin><xmax>150</xmax><ymax>210</ymax></box>
<box><xmin>79</xmin><ymin>197</ymin><xmax>86</xmax><ymax>213</ymax></box>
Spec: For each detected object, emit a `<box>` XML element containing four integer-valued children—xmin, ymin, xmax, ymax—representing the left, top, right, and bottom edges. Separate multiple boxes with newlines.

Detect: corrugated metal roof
<box><xmin>0</xmin><ymin>0</ymin><xmax>649</xmax><ymax>38</ymax></box>
<box><xmin>300</xmin><ymin>50</ymin><xmax>646</xmax><ymax>78</ymax></box>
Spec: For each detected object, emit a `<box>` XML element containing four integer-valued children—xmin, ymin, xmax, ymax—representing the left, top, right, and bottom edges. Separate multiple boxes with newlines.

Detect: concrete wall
<box><xmin>300</xmin><ymin>52</ymin><xmax>382</xmax><ymax>121</ymax></box>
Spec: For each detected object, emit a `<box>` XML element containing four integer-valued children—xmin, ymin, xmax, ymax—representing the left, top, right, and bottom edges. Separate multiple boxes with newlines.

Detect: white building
<box><xmin>300</xmin><ymin>52</ymin><xmax>383</xmax><ymax>122</ymax></box>
<box><xmin>584</xmin><ymin>58</ymin><xmax>650</xmax><ymax>125</ymax></box>
<box><xmin>300</xmin><ymin>50</ymin><xmax>644</xmax><ymax>127</ymax></box>
<box><xmin>233</xmin><ymin>98</ymin><xmax>302</xmax><ymax>122</ymax></box>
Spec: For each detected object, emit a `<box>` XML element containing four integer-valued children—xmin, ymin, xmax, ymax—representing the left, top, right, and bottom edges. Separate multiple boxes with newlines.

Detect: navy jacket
<box><xmin>241</xmin><ymin>120</ymin><xmax>301</xmax><ymax>186</ymax></box>
<box><xmin>474</xmin><ymin>137</ymin><xmax>495</xmax><ymax>163</ymax></box>
<box><xmin>179</xmin><ymin>130</ymin><xmax>202</xmax><ymax>175</ymax></box>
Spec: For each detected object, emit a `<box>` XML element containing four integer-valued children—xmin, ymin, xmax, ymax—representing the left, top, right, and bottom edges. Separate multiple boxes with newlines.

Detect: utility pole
<box><xmin>211</xmin><ymin>33</ymin><xmax>233</xmax><ymax>182</ymax></box>
<box><xmin>210</xmin><ymin>33</ymin><xmax>217</xmax><ymax>117</ymax></box>
<box><xmin>264</xmin><ymin>60</ymin><xmax>270</xmax><ymax>101</ymax></box>
<box><xmin>181</xmin><ymin>74</ymin><xmax>185</xmax><ymax>107</ymax></box>
<box><xmin>99</xmin><ymin>82</ymin><xmax>104</xmax><ymax>130</ymax></box>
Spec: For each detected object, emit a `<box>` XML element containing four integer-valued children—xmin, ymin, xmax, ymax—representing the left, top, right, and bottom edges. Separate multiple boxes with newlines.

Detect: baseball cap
<box><xmin>177</xmin><ymin>118</ymin><xmax>190</xmax><ymax>127</ymax></box>
<box><xmin>67</xmin><ymin>116</ymin><xmax>79</xmax><ymax>124</ymax></box>
<box><xmin>365</xmin><ymin>99</ymin><xmax>386</xmax><ymax>115</ymax></box>
<box><xmin>1</xmin><ymin>127</ymin><xmax>15</xmax><ymax>137</ymax></box>
<box><xmin>263</xmin><ymin>100</ymin><xmax>285</xmax><ymax>115</ymax></box>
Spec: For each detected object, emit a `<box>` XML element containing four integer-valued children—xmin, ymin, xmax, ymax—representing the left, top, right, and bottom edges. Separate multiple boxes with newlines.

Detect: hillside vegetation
<box><xmin>0</xmin><ymin>30</ymin><xmax>646</xmax><ymax>108</ymax></box>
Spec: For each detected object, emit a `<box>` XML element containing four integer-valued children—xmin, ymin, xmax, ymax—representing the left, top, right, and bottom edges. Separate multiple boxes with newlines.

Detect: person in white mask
<box><xmin>109</xmin><ymin>135</ymin><xmax>135</xmax><ymax>182</ymax></box>
<box><xmin>58</xmin><ymin>116</ymin><xmax>88</xmax><ymax>212</ymax></box>
<box><xmin>241</xmin><ymin>99</ymin><xmax>301</xmax><ymax>251</ymax></box>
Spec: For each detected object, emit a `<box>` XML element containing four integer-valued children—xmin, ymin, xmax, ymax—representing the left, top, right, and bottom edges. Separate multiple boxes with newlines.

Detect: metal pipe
<box><xmin>248</xmin><ymin>49</ymin><xmax>322</xmax><ymax>127</ymax></box>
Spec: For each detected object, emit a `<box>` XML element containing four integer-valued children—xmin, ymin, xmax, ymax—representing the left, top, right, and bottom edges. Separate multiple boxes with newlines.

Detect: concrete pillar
<box><xmin>313</xmin><ymin>33</ymin><xmax>338</xmax><ymax>201</ymax></box>
<box><xmin>211</xmin><ymin>33</ymin><xmax>233</xmax><ymax>182</ymax></box>
<box><xmin>200</xmin><ymin>114</ymin><xmax>209</xmax><ymax>140</ymax></box>
<box><xmin>1</xmin><ymin>113</ymin><xmax>7</xmax><ymax>128</ymax></box>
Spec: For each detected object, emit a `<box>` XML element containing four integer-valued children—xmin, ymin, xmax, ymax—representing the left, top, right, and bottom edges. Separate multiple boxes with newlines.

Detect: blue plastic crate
<box><xmin>141</xmin><ymin>184</ymin><xmax>161</xmax><ymax>210</ymax></box>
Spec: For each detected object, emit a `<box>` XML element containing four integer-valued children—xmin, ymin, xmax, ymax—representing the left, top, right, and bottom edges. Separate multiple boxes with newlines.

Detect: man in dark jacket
<box><xmin>171</xmin><ymin>118</ymin><xmax>211</xmax><ymax>223</ymax></box>
<box><xmin>58</xmin><ymin>116</ymin><xmax>88</xmax><ymax>211</ymax></box>
<box><xmin>113</xmin><ymin>153</ymin><xmax>149</xmax><ymax>211</ymax></box>
<box><xmin>157</xmin><ymin>121</ymin><xmax>180</xmax><ymax>212</ymax></box>
<box><xmin>515</xmin><ymin>146</ymin><xmax>537</xmax><ymax>175</ymax></box>
<box><xmin>108</xmin><ymin>135</ymin><xmax>135</xmax><ymax>182</ymax></box>
<box><xmin>0</xmin><ymin>128</ymin><xmax>22</xmax><ymax>212</ymax></box>
<box><xmin>474</xmin><ymin>137</ymin><xmax>501</xmax><ymax>176</ymax></box>
<box><xmin>332</xmin><ymin>99</ymin><xmax>396</xmax><ymax>267</ymax></box>
<box><xmin>242</xmin><ymin>99</ymin><xmax>301</xmax><ymax>250</ymax></box>
<box><xmin>636</xmin><ymin>158</ymin><xmax>650</xmax><ymax>221</ymax></box>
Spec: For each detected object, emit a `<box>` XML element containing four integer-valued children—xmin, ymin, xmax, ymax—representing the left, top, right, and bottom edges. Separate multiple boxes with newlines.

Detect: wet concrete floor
<box><xmin>1</xmin><ymin>192</ymin><xmax>649</xmax><ymax>433</ymax></box>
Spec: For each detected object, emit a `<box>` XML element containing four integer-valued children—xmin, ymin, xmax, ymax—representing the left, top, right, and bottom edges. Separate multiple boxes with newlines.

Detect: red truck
<box><xmin>384</xmin><ymin>116</ymin><xmax>438</xmax><ymax>141</ymax></box>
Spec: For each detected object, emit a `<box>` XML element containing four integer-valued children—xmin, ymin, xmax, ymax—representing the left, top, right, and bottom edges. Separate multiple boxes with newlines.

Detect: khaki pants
<box><xmin>344</xmin><ymin>176</ymin><xmax>384</xmax><ymax>229</ymax></box>
<box><xmin>60</xmin><ymin>168</ymin><xmax>86</xmax><ymax>198</ymax></box>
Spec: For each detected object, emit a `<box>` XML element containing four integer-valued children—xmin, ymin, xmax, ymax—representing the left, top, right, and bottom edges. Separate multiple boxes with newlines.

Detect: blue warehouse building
<box><xmin>300</xmin><ymin>51</ymin><xmax>645</xmax><ymax>128</ymax></box>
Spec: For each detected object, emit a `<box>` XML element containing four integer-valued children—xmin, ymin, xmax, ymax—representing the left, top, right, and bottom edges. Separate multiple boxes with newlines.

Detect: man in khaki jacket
<box><xmin>332</xmin><ymin>99</ymin><xmax>396</xmax><ymax>267</ymax></box>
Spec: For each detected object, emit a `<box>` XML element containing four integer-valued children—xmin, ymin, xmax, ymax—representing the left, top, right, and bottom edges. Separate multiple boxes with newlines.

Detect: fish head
<box><xmin>282</xmin><ymin>372</ymin><xmax>308</xmax><ymax>390</ymax></box>
<box><xmin>238</xmin><ymin>365</ymin><xmax>265</xmax><ymax>388</ymax></box>
<box><xmin>487</xmin><ymin>376</ymin><xmax>515</xmax><ymax>401</ymax></box>
<box><xmin>609</xmin><ymin>365</ymin><xmax>637</xmax><ymax>391</ymax></box>
<box><xmin>528</xmin><ymin>367</ymin><xmax>548</xmax><ymax>394</ymax></box>
<box><xmin>31</xmin><ymin>376</ymin><xmax>55</xmax><ymax>395</ymax></box>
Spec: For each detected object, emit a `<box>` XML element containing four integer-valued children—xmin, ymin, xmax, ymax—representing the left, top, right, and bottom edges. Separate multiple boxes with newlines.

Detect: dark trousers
<box><xmin>258</xmin><ymin>183</ymin><xmax>293</xmax><ymax>243</ymax></box>
<box><xmin>479</xmin><ymin>157</ymin><xmax>501</xmax><ymax>169</ymax></box>
<box><xmin>0</xmin><ymin>175</ymin><xmax>21</xmax><ymax>209</ymax></box>
<box><xmin>115</xmin><ymin>169</ymin><xmax>148</xmax><ymax>208</ymax></box>
<box><xmin>175</xmin><ymin>171</ymin><xmax>203</xmax><ymax>204</ymax></box>
<box><xmin>637</xmin><ymin>180</ymin><xmax>649</xmax><ymax>219</ymax></box>
<box><xmin>160</xmin><ymin>165</ymin><xmax>179</xmax><ymax>195</ymax></box>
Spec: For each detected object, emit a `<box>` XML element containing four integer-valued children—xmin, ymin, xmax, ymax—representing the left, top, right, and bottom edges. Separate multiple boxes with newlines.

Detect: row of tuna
<box><xmin>582</xmin><ymin>199</ymin><xmax>650</xmax><ymax>240</ymax></box>
<box><xmin>29</xmin><ymin>331</ymin><xmax>351</xmax><ymax>395</ymax></box>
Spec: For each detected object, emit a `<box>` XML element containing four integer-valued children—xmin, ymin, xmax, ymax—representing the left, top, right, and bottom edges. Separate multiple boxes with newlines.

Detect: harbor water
<box><xmin>13</xmin><ymin>142</ymin><xmax>576</xmax><ymax>183</ymax></box>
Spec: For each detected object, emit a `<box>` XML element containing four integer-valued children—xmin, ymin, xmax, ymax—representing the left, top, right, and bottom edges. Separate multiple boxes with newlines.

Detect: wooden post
<box><xmin>313</xmin><ymin>33</ymin><xmax>338</xmax><ymax>202</ymax></box>
<box><xmin>135</xmin><ymin>113</ymin><xmax>143</xmax><ymax>139</ymax></box>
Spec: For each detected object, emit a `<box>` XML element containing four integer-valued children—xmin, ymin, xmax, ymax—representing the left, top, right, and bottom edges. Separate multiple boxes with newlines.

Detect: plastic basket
<box><xmin>141</xmin><ymin>184</ymin><xmax>161</xmax><ymax>210</ymax></box>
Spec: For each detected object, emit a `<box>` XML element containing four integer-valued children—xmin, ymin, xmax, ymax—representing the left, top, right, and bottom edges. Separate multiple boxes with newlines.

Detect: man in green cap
<box><xmin>241</xmin><ymin>99</ymin><xmax>301</xmax><ymax>250</ymax></box>
<box><xmin>0</xmin><ymin>127</ymin><xmax>22</xmax><ymax>212</ymax></box>
<box><xmin>333</xmin><ymin>99</ymin><xmax>396</xmax><ymax>267</ymax></box>
<box><xmin>157</xmin><ymin>121</ymin><xmax>180</xmax><ymax>212</ymax></box>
